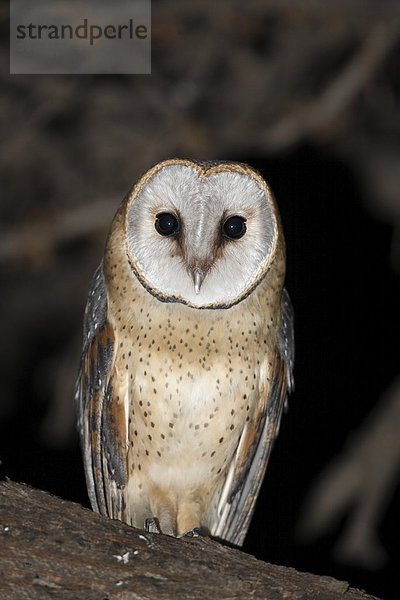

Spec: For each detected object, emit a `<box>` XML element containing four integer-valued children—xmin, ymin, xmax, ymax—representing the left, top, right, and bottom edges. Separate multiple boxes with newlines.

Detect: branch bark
<box><xmin>0</xmin><ymin>480</ymin><xmax>380</xmax><ymax>600</ymax></box>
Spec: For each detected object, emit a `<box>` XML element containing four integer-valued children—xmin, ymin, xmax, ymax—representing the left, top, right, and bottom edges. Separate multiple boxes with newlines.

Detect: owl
<box><xmin>75</xmin><ymin>158</ymin><xmax>294</xmax><ymax>546</ymax></box>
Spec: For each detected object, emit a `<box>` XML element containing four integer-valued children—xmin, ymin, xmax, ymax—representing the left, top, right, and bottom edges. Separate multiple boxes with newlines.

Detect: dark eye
<box><xmin>222</xmin><ymin>215</ymin><xmax>247</xmax><ymax>240</ymax></box>
<box><xmin>155</xmin><ymin>212</ymin><xmax>179</xmax><ymax>237</ymax></box>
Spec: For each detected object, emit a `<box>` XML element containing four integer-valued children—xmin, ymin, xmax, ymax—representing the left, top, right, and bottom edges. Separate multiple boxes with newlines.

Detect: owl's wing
<box><xmin>75</xmin><ymin>264</ymin><xmax>128</xmax><ymax>520</ymax></box>
<box><xmin>214</xmin><ymin>288</ymin><xmax>294</xmax><ymax>546</ymax></box>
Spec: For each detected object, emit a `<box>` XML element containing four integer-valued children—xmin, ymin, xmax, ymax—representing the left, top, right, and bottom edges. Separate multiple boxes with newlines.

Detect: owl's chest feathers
<box><xmin>109</xmin><ymin>292</ymin><xmax>278</xmax><ymax>487</ymax></box>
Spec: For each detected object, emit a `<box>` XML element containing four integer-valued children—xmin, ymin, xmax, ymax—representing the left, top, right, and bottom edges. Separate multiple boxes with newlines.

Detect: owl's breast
<box><xmin>112</xmin><ymin>301</ymin><xmax>275</xmax><ymax>493</ymax></box>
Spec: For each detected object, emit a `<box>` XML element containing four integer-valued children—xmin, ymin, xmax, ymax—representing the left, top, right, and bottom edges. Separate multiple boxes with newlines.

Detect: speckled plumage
<box><xmin>76</xmin><ymin>159</ymin><xmax>294</xmax><ymax>546</ymax></box>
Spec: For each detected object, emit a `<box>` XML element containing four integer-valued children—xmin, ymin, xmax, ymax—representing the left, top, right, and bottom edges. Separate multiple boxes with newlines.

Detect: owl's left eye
<box><xmin>222</xmin><ymin>215</ymin><xmax>247</xmax><ymax>240</ymax></box>
<box><xmin>155</xmin><ymin>212</ymin><xmax>179</xmax><ymax>237</ymax></box>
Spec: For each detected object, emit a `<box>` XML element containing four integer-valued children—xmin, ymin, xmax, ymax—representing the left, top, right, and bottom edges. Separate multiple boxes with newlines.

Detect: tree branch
<box><xmin>0</xmin><ymin>480</ymin><xmax>380</xmax><ymax>600</ymax></box>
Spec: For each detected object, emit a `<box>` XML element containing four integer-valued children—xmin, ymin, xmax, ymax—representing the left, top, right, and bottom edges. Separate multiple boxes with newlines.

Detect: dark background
<box><xmin>1</xmin><ymin>3</ymin><xmax>400</xmax><ymax>599</ymax></box>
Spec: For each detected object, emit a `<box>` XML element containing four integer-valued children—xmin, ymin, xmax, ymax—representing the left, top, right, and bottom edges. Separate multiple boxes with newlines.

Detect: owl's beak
<box><xmin>192</xmin><ymin>267</ymin><xmax>206</xmax><ymax>294</ymax></box>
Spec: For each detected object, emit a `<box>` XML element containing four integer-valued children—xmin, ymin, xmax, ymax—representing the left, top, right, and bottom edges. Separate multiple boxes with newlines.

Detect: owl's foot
<box><xmin>184</xmin><ymin>527</ymin><xmax>202</xmax><ymax>538</ymax></box>
<box><xmin>144</xmin><ymin>517</ymin><xmax>161</xmax><ymax>534</ymax></box>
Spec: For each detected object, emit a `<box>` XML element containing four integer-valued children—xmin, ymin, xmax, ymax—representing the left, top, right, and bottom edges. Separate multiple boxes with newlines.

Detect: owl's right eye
<box><xmin>155</xmin><ymin>212</ymin><xmax>179</xmax><ymax>237</ymax></box>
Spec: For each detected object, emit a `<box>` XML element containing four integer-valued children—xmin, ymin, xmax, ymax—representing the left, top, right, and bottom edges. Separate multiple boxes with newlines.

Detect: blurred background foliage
<box><xmin>1</xmin><ymin>2</ymin><xmax>400</xmax><ymax>598</ymax></box>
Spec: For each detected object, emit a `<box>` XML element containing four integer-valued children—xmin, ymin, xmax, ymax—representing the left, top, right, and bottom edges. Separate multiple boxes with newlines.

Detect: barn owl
<box><xmin>75</xmin><ymin>158</ymin><xmax>294</xmax><ymax>546</ymax></box>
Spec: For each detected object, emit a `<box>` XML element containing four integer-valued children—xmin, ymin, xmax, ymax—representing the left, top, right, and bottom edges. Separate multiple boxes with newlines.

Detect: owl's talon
<box><xmin>144</xmin><ymin>517</ymin><xmax>161</xmax><ymax>534</ymax></box>
<box><xmin>185</xmin><ymin>527</ymin><xmax>202</xmax><ymax>538</ymax></box>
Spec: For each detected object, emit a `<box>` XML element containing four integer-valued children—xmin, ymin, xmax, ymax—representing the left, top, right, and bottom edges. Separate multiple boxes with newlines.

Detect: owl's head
<box><xmin>123</xmin><ymin>159</ymin><xmax>283</xmax><ymax>309</ymax></box>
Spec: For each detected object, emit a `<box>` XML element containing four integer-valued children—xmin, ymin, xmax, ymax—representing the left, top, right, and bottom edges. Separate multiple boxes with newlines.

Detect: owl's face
<box><xmin>124</xmin><ymin>160</ymin><xmax>281</xmax><ymax>309</ymax></box>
